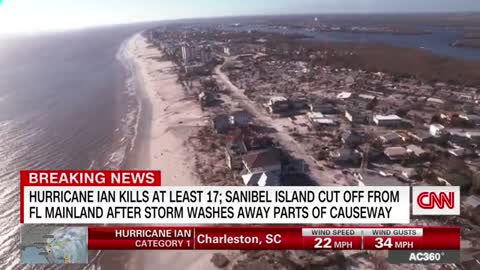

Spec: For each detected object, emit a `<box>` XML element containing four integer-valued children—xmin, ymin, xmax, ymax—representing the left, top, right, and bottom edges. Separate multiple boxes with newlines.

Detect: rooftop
<box><xmin>358</xmin><ymin>94</ymin><xmax>376</xmax><ymax>100</ymax></box>
<box><xmin>464</xmin><ymin>195</ymin><xmax>480</xmax><ymax>209</ymax></box>
<box><xmin>337</xmin><ymin>92</ymin><xmax>352</xmax><ymax>99</ymax></box>
<box><xmin>312</xmin><ymin>118</ymin><xmax>336</xmax><ymax>125</ymax></box>
<box><xmin>307</xmin><ymin>112</ymin><xmax>324</xmax><ymax>119</ymax></box>
<box><xmin>356</xmin><ymin>171</ymin><xmax>407</xmax><ymax>186</ymax></box>
<box><xmin>384</xmin><ymin>146</ymin><xmax>408</xmax><ymax>157</ymax></box>
<box><xmin>242</xmin><ymin>171</ymin><xmax>280</xmax><ymax>186</ymax></box>
<box><xmin>380</xmin><ymin>132</ymin><xmax>402</xmax><ymax>141</ymax></box>
<box><xmin>374</xmin><ymin>114</ymin><xmax>402</xmax><ymax>121</ymax></box>
<box><xmin>243</xmin><ymin>148</ymin><xmax>281</xmax><ymax>171</ymax></box>
<box><xmin>426</xmin><ymin>97</ymin><xmax>445</xmax><ymax>104</ymax></box>
<box><xmin>269</xmin><ymin>96</ymin><xmax>288</xmax><ymax>103</ymax></box>
<box><xmin>406</xmin><ymin>144</ymin><xmax>426</xmax><ymax>155</ymax></box>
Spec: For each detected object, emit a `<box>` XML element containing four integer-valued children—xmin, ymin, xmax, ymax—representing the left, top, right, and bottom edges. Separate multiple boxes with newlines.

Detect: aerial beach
<box><xmin>125</xmin><ymin>33</ymin><xmax>217</xmax><ymax>270</ymax></box>
<box><xmin>126</xmin><ymin>33</ymin><xmax>204</xmax><ymax>186</ymax></box>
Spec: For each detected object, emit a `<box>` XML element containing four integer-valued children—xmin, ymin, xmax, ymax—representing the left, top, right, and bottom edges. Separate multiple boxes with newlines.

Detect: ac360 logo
<box><xmin>412</xmin><ymin>186</ymin><xmax>460</xmax><ymax>215</ymax></box>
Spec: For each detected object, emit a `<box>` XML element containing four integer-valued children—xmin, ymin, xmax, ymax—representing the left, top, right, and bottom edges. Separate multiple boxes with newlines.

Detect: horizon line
<box><xmin>1</xmin><ymin>10</ymin><xmax>479</xmax><ymax>37</ymax></box>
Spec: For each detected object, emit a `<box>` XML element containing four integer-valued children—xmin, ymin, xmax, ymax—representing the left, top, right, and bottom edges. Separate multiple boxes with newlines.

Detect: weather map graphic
<box><xmin>20</xmin><ymin>226</ymin><xmax>88</xmax><ymax>264</ymax></box>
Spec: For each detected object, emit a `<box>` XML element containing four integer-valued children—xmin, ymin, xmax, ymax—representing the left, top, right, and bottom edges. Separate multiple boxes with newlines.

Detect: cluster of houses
<box><xmin>262</xmin><ymin>90</ymin><xmax>480</xmax><ymax>186</ymax></box>
<box><xmin>148</xmin><ymin>28</ymin><xmax>271</xmax><ymax>76</ymax></box>
<box><xmin>265</xmin><ymin>96</ymin><xmax>339</xmax><ymax>128</ymax></box>
<box><xmin>209</xmin><ymin>110</ymin><xmax>284</xmax><ymax>186</ymax></box>
<box><xmin>149</xmin><ymin>25</ymin><xmax>480</xmax><ymax>269</ymax></box>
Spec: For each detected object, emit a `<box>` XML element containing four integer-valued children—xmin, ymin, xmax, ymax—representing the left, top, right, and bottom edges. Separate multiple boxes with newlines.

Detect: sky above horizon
<box><xmin>0</xmin><ymin>0</ymin><xmax>479</xmax><ymax>34</ymax></box>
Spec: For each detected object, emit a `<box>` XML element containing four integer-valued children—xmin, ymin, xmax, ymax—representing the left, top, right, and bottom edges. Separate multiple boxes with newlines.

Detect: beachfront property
<box><xmin>182</xmin><ymin>44</ymin><xmax>214</xmax><ymax>65</ymax></box>
<box><xmin>242</xmin><ymin>148</ymin><xmax>282</xmax><ymax>174</ymax></box>
<box><xmin>211</xmin><ymin>114</ymin><xmax>231</xmax><ymax>134</ymax></box>
<box><xmin>198</xmin><ymin>91</ymin><xmax>216</xmax><ymax>108</ymax></box>
<box><xmin>225</xmin><ymin>138</ymin><xmax>248</xmax><ymax>170</ymax></box>
<box><xmin>210</xmin><ymin>111</ymin><xmax>253</xmax><ymax>134</ymax></box>
<box><xmin>229</xmin><ymin>110</ymin><xmax>252</xmax><ymax>128</ymax></box>
<box><xmin>181</xmin><ymin>44</ymin><xmax>196</xmax><ymax>64</ymax></box>
<box><xmin>144</xmin><ymin>19</ymin><xmax>480</xmax><ymax>267</ymax></box>
<box><xmin>241</xmin><ymin>148</ymin><xmax>282</xmax><ymax>186</ymax></box>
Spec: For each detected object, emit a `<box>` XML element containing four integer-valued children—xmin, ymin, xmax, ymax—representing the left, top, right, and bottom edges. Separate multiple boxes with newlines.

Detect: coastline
<box><xmin>123</xmin><ymin>33</ymin><xmax>217</xmax><ymax>270</ymax></box>
<box><xmin>126</xmin><ymin>32</ymin><xmax>205</xmax><ymax>184</ymax></box>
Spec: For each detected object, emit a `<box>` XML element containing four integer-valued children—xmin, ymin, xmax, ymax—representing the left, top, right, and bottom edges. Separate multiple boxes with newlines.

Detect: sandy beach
<box><xmin>124</xmin><ymin>33</ymin><xmax>217</xmax><ymax>270</ymax></box>
<box><xmin>127</xmin><ymin>33</ymin><xmax>205</xmax><ymax>185</ymax></box>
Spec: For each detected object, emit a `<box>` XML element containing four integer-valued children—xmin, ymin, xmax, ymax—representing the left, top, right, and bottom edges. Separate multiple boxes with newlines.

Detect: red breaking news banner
<box><xmin>19</xmin><ymin>170</ymin><xmax>162</xmax><ymax>186</ymax></box>
<box><xmin>19</xmin><ymin>170</ymin><xmax>161</xmax><ymax>223</ymax></box>
<box><xmin>87</xmin><ymin>226</ymin><xmax>460</xmax><ymax>250</ymax></box>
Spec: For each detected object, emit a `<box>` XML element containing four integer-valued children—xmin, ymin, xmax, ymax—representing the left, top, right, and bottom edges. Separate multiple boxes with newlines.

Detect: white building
<box><xmin>337</xmin><ymin>92</ymin><xmax>352</xmax><ymax>99</ymax></box>
<box><xmin>306</xmin><ymin>112</ymin><xmax>324</xmax><ymax>121</ymax></box>
<box><xmin>181</xmin><ymin>45</ymin><xmax>196</xmax><ymax>64</ymax></box>
<box><xmin>427</xmin><ymin>97</ymin><xmax>445</xmax><ymax>105</ymax></box>
<box><xmin>430</xmin><ymin>124</ymin><xmax>445</xmax><ymax>137</ymax></box>
<box><xmin>345</xmin><ymin>110</ymin><xmax>367</xmax><ymax>124</ymax></box>
<box><xmin>200</xmin><ymin>47</ymin><xmax>213</xmax><ymax>63</ymax></box>
<box><xmin>224</xmin><ymin>46</ymin><xmax>231</xmax><ymax>56</ymax></box>
<box><xmin>373</xmin><ymin>114</ymin><xmax>403</xmax><ymax>126</ymax></box>
<box><xmin>358</xmin><ymin>94</ymin><xmax>376</xmax><ymax>101</ymax></box>
<box><xmin>242</xmin><ymin>171</ymin><xmax>280</xmax><ymax>186</ymax></box>
<box><xmin>266</xmin><ymin>96</ymin><xmax>290</xmax><ymax>114</ymax></box>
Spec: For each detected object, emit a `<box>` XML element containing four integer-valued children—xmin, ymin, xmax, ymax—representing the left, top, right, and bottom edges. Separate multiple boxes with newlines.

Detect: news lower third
<box><xmin>18</xmin><ymin>170</ymin><xmax>463</xmax><ymax>265</ymax></box>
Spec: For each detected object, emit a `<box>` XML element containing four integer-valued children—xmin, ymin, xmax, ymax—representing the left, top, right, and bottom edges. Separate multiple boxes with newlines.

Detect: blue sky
<box><xmin>0</xmin><ymin>0</ymin><xmax>479</xmax><ymax>33</ymax></box>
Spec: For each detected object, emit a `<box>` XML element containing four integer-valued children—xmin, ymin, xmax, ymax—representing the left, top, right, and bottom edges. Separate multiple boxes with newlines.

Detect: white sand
<box><xmin>127</xmin><ymin>33</ymin><xmax>205</xmax><ymax>186</ymax></box>
<box><xmin>125</xmin><ymin>33</ymin><xmax>217</xmax><ymax>270</ymax></box>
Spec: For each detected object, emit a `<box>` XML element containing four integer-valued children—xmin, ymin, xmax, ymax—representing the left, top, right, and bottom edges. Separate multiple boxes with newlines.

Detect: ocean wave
<box><xmin>116</xmin><ymin>36</ymin><xmax>143</xmax><ymax>155</ymax></box>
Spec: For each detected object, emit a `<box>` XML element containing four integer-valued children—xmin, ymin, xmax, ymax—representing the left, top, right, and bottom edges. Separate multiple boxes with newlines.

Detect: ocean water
<box><xmin>0</xmin><ymin>24</ymin><xmax>151</xmax><ymax>270</ymax></box>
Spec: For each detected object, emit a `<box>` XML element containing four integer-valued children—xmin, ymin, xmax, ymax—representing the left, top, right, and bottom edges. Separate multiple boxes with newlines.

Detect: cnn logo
<box><xmin>412</xmin><ymin>186</ymin><xmax>460</xmax><ymax>216</ymax></box>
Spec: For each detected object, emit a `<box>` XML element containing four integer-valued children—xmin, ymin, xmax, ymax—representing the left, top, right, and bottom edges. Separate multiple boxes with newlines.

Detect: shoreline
<box><xmin>127</xmin><ymin>33</ymin><xmax>205</xmax><ymax>184</ymax></box>
<box><xmin>123</xmin><ymin>32</ymin><xmax>152</xmax><ymax>171</ymax></box>
<box><xmin>121</xmin><ymin>33</ymin><xmax>217</xmax><ymax>270</ymax></box>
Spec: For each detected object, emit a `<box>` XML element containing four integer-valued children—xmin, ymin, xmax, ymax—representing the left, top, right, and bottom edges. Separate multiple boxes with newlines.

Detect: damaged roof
<box><xmin>243</xmin><ymin>148</ymin><xmax>281</xmax><ymax>171</ymax></box>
